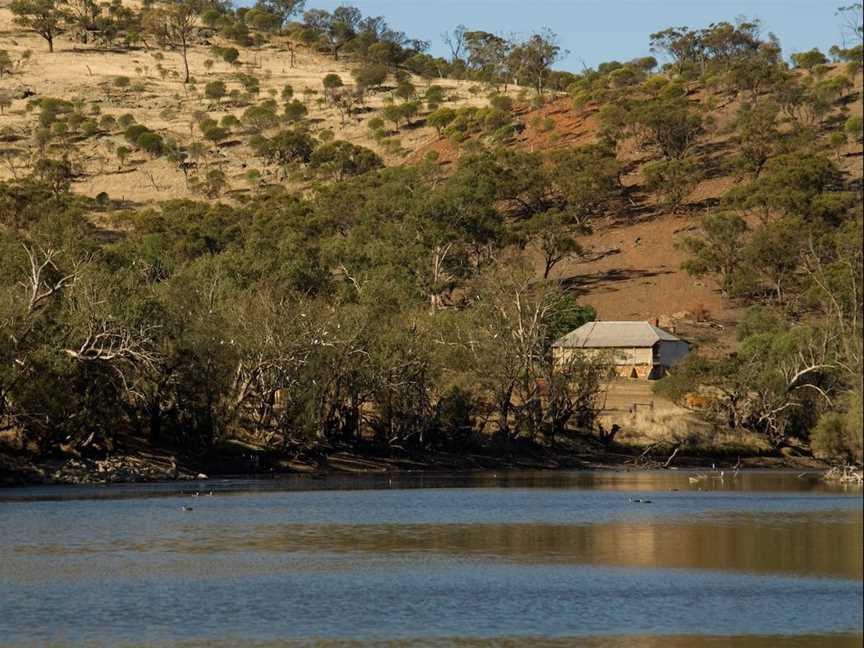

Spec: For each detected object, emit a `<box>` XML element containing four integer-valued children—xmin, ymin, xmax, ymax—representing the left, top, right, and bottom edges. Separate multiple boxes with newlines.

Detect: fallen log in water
<box><xmin>326</xmin><ymin>453</ymin><xmax>391</xmax><ymax>473</ymax></box>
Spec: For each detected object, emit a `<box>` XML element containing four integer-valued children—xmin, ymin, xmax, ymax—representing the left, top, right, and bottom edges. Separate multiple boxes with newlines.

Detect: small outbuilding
<box><xmin>551</xmin><ymin>320</ymin><xmax>689</xmax><ymax>379</ymax></box>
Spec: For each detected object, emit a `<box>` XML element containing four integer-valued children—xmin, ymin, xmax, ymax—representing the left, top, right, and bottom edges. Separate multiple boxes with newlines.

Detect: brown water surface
<box><xmin>0</xmin><ymin>470</ymin><xmax>861</xmax><ymax>646</ymax></box>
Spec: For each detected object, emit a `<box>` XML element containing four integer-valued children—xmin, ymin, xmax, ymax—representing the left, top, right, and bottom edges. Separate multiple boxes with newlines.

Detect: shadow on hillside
<box><xmin>603</xmin><ymin>199</ymin><xmax>661</xmax><ymax>227</ymax></box>
<box><xmin>686</xmin><ymin>196</ymin><xmax>722</xmax><ymax>212</ymax></box>
<box><xmin>692</xmin><ymin>139</ymin><xmax>735</xmax><ymax>180</ymax></box>
<box><xmin>66</xmin><ymin>47</ymin><xmax>144</xmax><ymax>55</ymax></box>
<box><xmin>83</xmin><ymin>213</ymin><xmax>129</xmax><ymax>243</ymax></box>
<box><xmin>560</xmin><ymin>267</ymin><xmax>675</xmax><ymax>297</ymax></box>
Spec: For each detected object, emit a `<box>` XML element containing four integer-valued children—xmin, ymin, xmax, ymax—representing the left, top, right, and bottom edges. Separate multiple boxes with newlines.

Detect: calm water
<box><xmin>0</xmin><ymin>471</ymin><xmax>861</xmax><ymax>647</ymax></box>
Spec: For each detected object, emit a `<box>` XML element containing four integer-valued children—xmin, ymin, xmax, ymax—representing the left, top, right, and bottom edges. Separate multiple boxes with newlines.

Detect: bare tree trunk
<box><xmin>430</xmin><ymin>243</ymin><xmax>452</xmax><ymax>312</ymax></box>
<box><xmin>181</xmin><ymin>39</ymin><xmax>190</xmax><ymax>83</ymax></box>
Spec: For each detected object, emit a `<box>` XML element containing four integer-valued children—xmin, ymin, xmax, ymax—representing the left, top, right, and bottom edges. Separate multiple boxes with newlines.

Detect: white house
<box><xmin>551</xmin><ymin>320</ymin><xmax>689</xmax><ymax>379</ymax></box>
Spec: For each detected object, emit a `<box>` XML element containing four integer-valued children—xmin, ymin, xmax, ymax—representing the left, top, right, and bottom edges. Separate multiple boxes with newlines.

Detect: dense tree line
<box><xmin>8</xmin><ymin>0</ymin><xmax>569</xmax><ymax>94</ymax></box>
<box><xmin>0</xmin><ymin>150</ymin><xmax>603</xmax><ymax>461</ymax></box>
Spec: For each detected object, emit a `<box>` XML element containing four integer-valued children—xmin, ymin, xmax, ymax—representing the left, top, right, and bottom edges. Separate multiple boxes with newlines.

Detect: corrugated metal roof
<box><xmin>552</xmin><ymin>321</ymin><xmax>683</xmax><ymax>348</ymax></box>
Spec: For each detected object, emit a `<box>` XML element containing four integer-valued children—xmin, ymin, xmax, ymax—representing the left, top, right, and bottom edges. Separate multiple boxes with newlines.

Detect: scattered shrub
<box><xmin>811</xmin><ymin>391</ymin><xmax>863</xmax><ymax>462</ymax></box>
<box><xmin>220</xmin><ymin>114</ymin><xmax>240</xmax><ymax>130</ymax></box>
<box><xmin>284</xmin><ymin>100</ymin><xmax>308</xmax><ymax>122</ymax></box>
<box><xmin>243</xmin><ymin>105</ymin><xmax>279</xmax><ymax>132</ymax></box>
<box><xmin>489</xmin><ymin>94</ymin><xmax>513</xmax><ymax>113</ymax></box>
<box><xmin>221</xmin><ymin>47</ymin><xmax>240</xmax><ymax>65</ymax></box>
<box><xmin>352</xmin><ymin>64</ymin><xmax>388</xmax><ymax>90</ymax></box>
<box><xmin>204</xmin><ymin>80</ymin><xmax>227</xmax><ymax>102</ymax></box>
<box><xmin>136</xmin><ymin>131</ymin><xmax>164</xmax><ymax>157</ymax></box>
<box><xmin>117</xmin><ymin>113</ymin><xmax>136</xmax><ymax>128</ymax></box>
<box><xmin>81</xmin><ymin>119</ymin><xmax>99</xmax><ymax>137</ymax></box>
<box><xmin>124</xmin><ymin>124</ymin><xmax>149</xmax><ymax>145</ymax></box>
<box><xmin>425</xmin><ymin>85</ymin><xmax>445</xmax><ymax>109</ymax></box>
<box><xmin>309</xmin><ymin>140</ymin><xmax>383</xmax><ymax>178</ymax></box>
<box><xmin>845</xmin><ymin>115</ymin><xmax>863</xmax><ymax>142</ymax></box>
<box><xmin>642</xmin><ymin>158</ymin><xmax>701</xmax><ymax>212</ymax></box>
<box><xmin>115</xmin><ymin>145</ymin><xmax>131</xmax><ymax>166</ymax></box>
<box><xmin>203</xmin><ymin>126</ymin><xmax>228</xmax><ymax>144</ymax></box>
<box><xmin>322</xmin><ymin>74</ymin><xmax>343</xmax><ymax>92</ymax></box>
<box><xmin>427</xmin><ymin>107</ymin><xmax>456</xmax><ymax>135</ymax></box>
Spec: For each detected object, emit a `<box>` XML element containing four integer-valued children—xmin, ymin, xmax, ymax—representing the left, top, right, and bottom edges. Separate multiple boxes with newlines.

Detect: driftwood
<box><xmin>630</xmin><ymin>443</ymin><xmax>680</xmax><ymax>469</ymax></box>
<box><xmin>662</xmin><ymin>446</ymin><xmax>680</xmax><ymax>468</ymax></box>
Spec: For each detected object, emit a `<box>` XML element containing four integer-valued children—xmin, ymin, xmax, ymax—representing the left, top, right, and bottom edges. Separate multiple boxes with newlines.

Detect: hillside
<box><xmin>0</xmin><ymin>2</ymin><xmax>862</xmax><ymax>480</ymax></box>
<box><xmin>2</xmin><ymin>5</ymin><xmax>860</xmax><ymax>335</ymax></box>
<box><xmin>413</xmin><ymin>88</ymin><xmax>863</xmax><ymax>327</ymax></box>
<box><xmin>0</xmin><ymin>3</ymin><xmax>485</xmax><ymax>201</ymax></box>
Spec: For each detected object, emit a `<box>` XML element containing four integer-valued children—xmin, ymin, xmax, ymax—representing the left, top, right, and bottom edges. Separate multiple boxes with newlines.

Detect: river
<box><xmin>0</xmin><ymin>470</ymin><xmax>861</xmax><ymax>647</ymax></box>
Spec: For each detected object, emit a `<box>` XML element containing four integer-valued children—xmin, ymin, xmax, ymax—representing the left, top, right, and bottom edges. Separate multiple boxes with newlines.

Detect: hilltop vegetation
<box><xmin>0</xmin><ymin>1</ymin><xmax>861</xmax><ymax>479</ymax></box>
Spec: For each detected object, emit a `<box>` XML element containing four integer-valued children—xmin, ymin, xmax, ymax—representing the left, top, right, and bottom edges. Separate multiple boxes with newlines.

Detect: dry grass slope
<box><xmin>1</xmin><ymin>5</ymin><xmax>862</xmax><ymax>344</ymax></box>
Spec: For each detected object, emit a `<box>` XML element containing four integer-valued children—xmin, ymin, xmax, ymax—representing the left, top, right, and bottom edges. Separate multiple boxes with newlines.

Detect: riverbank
<box><xmin>0</xmin><ymin>441</ymin><xmax>836</xmax><ymax>487</ymax></box>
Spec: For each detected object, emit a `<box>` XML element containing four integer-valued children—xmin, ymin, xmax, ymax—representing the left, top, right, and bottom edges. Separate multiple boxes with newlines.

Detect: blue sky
<box><xmin>280</xmin><ymin>0</ymin><xmax>849</xmax><ymax>71</ymax></box>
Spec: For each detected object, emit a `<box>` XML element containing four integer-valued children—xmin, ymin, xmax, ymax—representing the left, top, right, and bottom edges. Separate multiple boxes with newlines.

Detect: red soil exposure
<box><xmin>407</xmin><ymin>97</ymin><xmax>602</xmax><ymax>166</ymax></box>
<box><xmin>407</xmin><ymin>73</ymin><xmax>862</xmax><ymax>343</ymax></box>
<box><xmin>550</xmin><ymin>212</ymin><xmax>739</xmax><ymax>325</ymax></box>
<box><xmin>514</xmin><ymin>98</ymin><xmax>602</xmax><ymax>151</ymax></box>
<box><xmin>408</xmin><ymin>98</ymin><xmax>740</xmax><ymax>329</ymax></box>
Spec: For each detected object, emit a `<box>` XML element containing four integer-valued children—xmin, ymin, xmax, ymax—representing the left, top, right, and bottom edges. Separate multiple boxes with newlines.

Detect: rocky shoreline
<box><xmin>0</xmin><ymin>444</ymin><xmax>840</xmax><ymax>487</ymax></box>
<box><xmin>0</xmin><ymin>453</ymin><xmax>208</xmax><ymax>486</ymax></box>
<box><xmin>0</xmin><ymin>450</ymin><xmax>578</xmax><ymax>486</ymax></box>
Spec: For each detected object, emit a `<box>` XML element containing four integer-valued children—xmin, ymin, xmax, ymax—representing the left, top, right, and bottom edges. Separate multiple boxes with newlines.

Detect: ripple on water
<box><xmin>0</xmin><ymin>471</ymin><xmax>860</xmax><ymax>646</ymax></box>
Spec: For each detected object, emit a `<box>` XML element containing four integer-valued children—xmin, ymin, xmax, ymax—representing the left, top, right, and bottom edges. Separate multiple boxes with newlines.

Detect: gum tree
<box><xmin>10</xmin><ymin>0</ymin><xmax>65</xmax><ymax>52</ymax></box>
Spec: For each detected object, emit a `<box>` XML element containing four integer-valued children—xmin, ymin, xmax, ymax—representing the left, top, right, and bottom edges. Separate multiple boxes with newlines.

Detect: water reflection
<box><xmin>33</xmin><ymin>511</ymin><xmax>850</xmax><ymax>580</ymax></box>
<box><xmin>0</xmin><ymin>471</ymin><xmax>861</xmax><ymax>647</ymax></box>
<box><xmin>114</xmin><ymin>637</ymin><xmax>864</xmax><ymax>648</ymax></box>
<box><xmin>232</xmin><ymin>512</ymin><xmax>861</xmax><ymax>580</ymax></box>
<box><xmin>1</xmin><ymin>469</ymin><xmax>857</xmax><ymax>503</ymax></box>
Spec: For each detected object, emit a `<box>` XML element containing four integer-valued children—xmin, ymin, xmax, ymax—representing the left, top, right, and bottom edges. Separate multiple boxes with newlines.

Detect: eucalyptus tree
<box><xmin>255</xmin><ymin>0</ymin><xmax>305</xmax><ymax>30</ymax></box>
<box><xmin>9</xmin><ymin>0</ymin><xmax>65</xmax><ymax>52</ymax></box>
<box><xmin>303</xmin><ymin>6</ymin><xmax>362</xmax><ymax>60</ymax></box>
<box><xmin>507</xmin><ymin>29</ymin><xmax>566</xmax><ymax>95</ymax></box>
<box><xmin>144</xmin><ymin>0</ymin><xmax>204</xmax><ymax>83</ymax></box>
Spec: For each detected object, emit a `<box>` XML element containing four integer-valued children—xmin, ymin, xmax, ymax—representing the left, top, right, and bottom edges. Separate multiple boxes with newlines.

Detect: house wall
<box><xmin>615</xmin><ymin>347</ymin><xmax>654</xmax><ymax>366</ymax></box>
<box><xmin>656</xmin><ymin>340</ymin><xmax>689</xmax><ymax>368</ymax></box>
<box><xmin>553</xmin><ymin>346</ymin><xmax>653</xmax><ymax>370</ymax></box>
<box><xmin>612</xmin><ymin>363</ymin><xmax>654</xmax><ymax>379</ymax></box>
